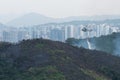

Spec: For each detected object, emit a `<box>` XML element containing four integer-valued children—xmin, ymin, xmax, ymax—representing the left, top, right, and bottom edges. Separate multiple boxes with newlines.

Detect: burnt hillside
<box><xmin>0</xmin><ymin>39</ymin><xmax>120</xmax><ymax>80</ymax></box>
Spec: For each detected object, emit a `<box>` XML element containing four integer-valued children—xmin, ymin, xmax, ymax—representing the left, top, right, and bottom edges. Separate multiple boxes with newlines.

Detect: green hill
<box><xmin>0</xmin><ymin>39</ymin><xmax>120</xmax><ymax>80</ymax></box>
<box><xmin>66</xmin><ymin>33</ymin><xmax>120</xmax><ymax>55</ymax></box>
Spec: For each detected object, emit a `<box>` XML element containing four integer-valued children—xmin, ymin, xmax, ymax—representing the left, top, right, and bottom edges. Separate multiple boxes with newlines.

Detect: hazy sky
<box><xmin>0</xmin><ymin>0</ymin><xmax>120</xmax><ymax>18</ymax></box>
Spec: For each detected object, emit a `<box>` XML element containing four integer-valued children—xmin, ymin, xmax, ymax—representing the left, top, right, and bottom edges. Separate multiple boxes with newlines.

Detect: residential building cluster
<box><xmin>0</xmin><ymin>23</ymin><xmax>119</xmax><ymax>43</ymax></box>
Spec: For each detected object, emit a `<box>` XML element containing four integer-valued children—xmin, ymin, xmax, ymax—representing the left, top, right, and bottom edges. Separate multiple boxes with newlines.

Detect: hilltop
<box><xmin>0</xmin><ymin>39</ymin><xmax>120</xmax><ymax>80</ymax></box>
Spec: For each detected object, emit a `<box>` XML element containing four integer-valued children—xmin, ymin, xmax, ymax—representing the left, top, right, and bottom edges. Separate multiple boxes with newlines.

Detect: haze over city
<box><xmin>0</xmin><ymin>0</ymin><xmax>120</xmax><ymax>18</ymax></box>
<box><xmin>0</xmin><ymin>0</ymin><xmax>120</xmax><ymax>80</ymax></box>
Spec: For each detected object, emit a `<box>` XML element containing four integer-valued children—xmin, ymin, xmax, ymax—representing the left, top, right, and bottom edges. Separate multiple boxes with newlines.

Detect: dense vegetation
<box><xmin>66</xmin><ymin>33</ymin><xmax>120</xmax><ymax>55</ymax></box>
<box><xmin>0</xmin><ymin>39</ymin><xmax>120</xmax><ymax>80</ymax></box>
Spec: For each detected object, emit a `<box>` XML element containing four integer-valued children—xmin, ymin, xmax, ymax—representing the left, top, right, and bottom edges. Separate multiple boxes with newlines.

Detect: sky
<box><xmin>0</xmin><ymin>0</ymin><xmax>120</xmax><ymax>18</ymax></box>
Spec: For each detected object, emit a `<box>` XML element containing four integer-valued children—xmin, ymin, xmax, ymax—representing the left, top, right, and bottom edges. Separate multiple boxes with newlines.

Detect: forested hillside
<box><xmin>0</xmin><ymin>39</ymin><xmax>120</xmax><ymax>80</ymax></box>
<box><xmin>66</xmin><ymin>33</ymin><xmax>120</xmax><ymax>55</ymax></box>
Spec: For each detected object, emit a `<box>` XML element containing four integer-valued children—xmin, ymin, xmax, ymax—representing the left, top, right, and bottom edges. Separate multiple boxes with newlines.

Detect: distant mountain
<box><xmin>0</xmin><ymin>14</ymin><xmax>19</xmax><ymax>24</ymax></box>
<box><xmin>59</xmin><ymin>15</ymin><xmax>120</xmax><ymax>22</ymax></box>
<box><xmin>6</xmin><ymin>13</ymin><xmax>120</xmax><ymax>27</ymax></box>
<box><xmin>0</xmin><ymin>39</ymin><xmax>120</xmax><ymax>80</ymax></box>
<box><xmin>0</xmin><ymin>23</ymin><xmax>7</xmax><ymax>29</ymax></box>
<box><xmin>7</xmin><ymin>13</ymin><xmax>56</xmax><ymax>27</ymax></box>
<box><xmin>0</xmin><ymin>23</ymin><xmax>4</xmax><ymax>26</ymax></box>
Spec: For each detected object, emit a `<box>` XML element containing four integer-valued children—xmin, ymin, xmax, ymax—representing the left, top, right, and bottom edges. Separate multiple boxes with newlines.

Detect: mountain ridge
<box><xmin>6</xmin><ymin>13</ymin><xmax>120</xmax><ymax>27</ymax></box>
<box><xmin>0</xmin><ymin>39</ymin><xmax>120</xmax><ymax>80</ymax></box>
<box><xmin>7</xmin><ymin>13</ymin><xmax>55</xmax><ymax>27</ymax></box>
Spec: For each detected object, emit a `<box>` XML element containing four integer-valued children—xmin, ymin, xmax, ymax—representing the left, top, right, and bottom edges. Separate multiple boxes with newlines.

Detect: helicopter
<box><xmin>81</xmin><ymin>26</ymin><xmax>93</xmax><ymax>49</ymax></box>
<box><xmin>82</xmin><ymin>27</ymin><xmax>93</xmax><ymax>32</ymax></box>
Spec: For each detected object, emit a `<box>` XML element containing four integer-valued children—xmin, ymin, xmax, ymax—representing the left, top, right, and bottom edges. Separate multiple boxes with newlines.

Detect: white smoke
<box><xmin>113</xmin><ymin>35</ymin><xmax>120</xmax><ymax>55</ymax></box>
<box><xmin>72</xmin><ymin>33</ymin><xmax>120</xmax><ymax>56</ymax></box>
